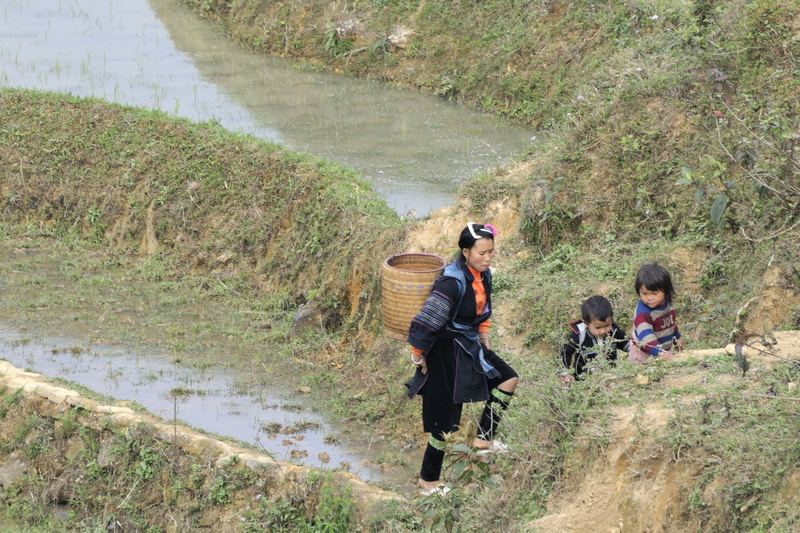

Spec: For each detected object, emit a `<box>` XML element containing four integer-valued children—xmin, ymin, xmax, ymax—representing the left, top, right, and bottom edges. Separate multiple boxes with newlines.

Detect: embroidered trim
<box><xmin>492</xmin><ymin>388</ymin><xmax>514</xmax><ymax>403</ymax></box>
<box><xmin>428</xmin><ymin>436</ymin><xmax>446</xmax><ymax>451</ymax></box>
<box><xmin>412</xmin><ymin>291</ymin><xmax>453</xmax><ymax>331</ymax></box>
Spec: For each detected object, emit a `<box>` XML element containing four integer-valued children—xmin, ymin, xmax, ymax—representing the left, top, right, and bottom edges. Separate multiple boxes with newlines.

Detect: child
<box><xmin>630</xmin><ymin>262</ymin><xmax>683</xmax><ymax>362</ymax></box>
<box><xmin>560</xmin><ymin>295</ymin><xmax>630</xmax><ymax>383</ymax></box>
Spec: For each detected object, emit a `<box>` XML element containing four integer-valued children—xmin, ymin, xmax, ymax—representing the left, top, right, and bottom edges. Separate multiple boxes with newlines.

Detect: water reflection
<box><xmin>0</xmin><ymin>0</ymin><xmax>535</xmax><ymax>215</ymax></box>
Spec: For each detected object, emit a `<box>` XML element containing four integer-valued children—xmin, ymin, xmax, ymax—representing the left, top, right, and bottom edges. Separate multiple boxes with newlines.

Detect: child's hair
<box><xmin>634</xmin><ymin>262</ymin><xmax>676</xmax><ymax>303</ymax></box>
<box><xmin>581</xmin><ymin>295</ymin><xmax>613</xmax><ymax>323</ymax></box>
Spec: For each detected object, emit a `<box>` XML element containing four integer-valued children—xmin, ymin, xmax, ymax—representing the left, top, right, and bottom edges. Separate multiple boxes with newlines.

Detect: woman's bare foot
<box><xmin>472</xmin><ymin>437</ymin><xmax>491</xmax><ymax>450</ymax></box>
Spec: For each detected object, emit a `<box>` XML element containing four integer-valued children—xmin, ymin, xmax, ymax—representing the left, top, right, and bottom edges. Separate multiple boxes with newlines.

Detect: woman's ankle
<box><xmin>418</xmin><ymin>478</ymin><xmax>440</xmax><ymax>490</ymax></box>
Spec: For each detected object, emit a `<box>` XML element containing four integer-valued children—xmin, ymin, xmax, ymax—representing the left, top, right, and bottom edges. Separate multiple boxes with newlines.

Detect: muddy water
<box><xmin>0</xmin><ymin>325</ymin><xmax>405</xmax><ymax>483</ymax></box>
<box><xmin>0</xmin><ymin>249</ymin><xmax>419</xmax><ymax>488</ymax></box>
<box><xmin>0</xmin><ymin>0</ymin><xmax>536</xmax><ymax>216</ymax></box>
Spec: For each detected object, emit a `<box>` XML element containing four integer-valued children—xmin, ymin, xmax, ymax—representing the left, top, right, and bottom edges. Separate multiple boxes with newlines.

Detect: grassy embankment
<box><xmin>2</xmin><ymin>0</ymin><xmax>800</xmax><ymax>530</ymax></box>
<box><xmin>184</xmin><ymin>0</ymin><xmax>800</xmax><ymax>341</ymax></box>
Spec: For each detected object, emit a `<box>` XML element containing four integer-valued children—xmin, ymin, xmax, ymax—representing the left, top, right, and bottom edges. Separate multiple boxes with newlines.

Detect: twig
<box><xmin>344</xmin><ymin>46</ymin><xmax>368</xmax><ymax>67</ymax></box>
<box><xmin>214</xmin><ymin>274</ymin><xmax>242</xmax><ymax>297</ymax></box>
<box><xmin>739</xmin><ymin>340</ymin><xmax>797</xmax><ymax>362</ymax></box>
<box><xmin>740</xmin><ymin>218</ymin><xmax>800</xmax><ymax>243</ymax></box>
<box><xmin>343</xmin><ymin>46</ymin><xmax>368</xmax><ymax>58</ymax></box>
<box><xmin>119</xmin><ymin>477</ymin><xmax>141</xmax><ymax>508</ymax></box>
<box><xmin>732</xmin><ymin>392</ymin><xmax>800</xmax><ymax>402</ymax></box>
<box><xmin>359</xmin><ymin>431</ymin><xmax>376</xmax><ymax>472</ymax></box>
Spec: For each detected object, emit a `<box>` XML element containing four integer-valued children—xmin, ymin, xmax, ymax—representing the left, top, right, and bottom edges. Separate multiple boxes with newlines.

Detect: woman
<box><xmin>406</xmin><ymin>222</ymin><xmax>519</xmax><ymax>495</ymax></box>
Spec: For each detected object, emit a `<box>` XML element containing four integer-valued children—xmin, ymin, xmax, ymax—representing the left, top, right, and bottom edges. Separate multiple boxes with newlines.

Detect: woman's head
<box><xmin>634</xmin><ymin>262</ymin><xmax>675</xmax><ymax>306</ymax></box>
<box><xmin>458</xmin><ymin>222</ymin><xmax>496</xmax><ymax>273</ymax></box>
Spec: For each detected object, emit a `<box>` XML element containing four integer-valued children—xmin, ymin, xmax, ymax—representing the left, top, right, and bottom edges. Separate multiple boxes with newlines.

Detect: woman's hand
<box><xmin>411</xmin><ymin>353</ymin><xmax>428</xmax><ymax>374</ymax></box>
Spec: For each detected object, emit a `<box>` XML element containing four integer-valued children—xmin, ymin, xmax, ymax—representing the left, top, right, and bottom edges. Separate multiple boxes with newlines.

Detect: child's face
<box><xmin>639</xmin><ymin>287</ymin><xmax>666</xmax><ymax>308</ymax></box>
<box><xmin>585</xmin><ymin>316</ymin><xmax>613</xmax><ymax>338</ymax></box>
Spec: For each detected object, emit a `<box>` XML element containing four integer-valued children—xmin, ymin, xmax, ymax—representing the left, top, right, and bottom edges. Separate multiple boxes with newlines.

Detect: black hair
<box><xmin>581</xmin><ymin>295</ymin><xmax>613</xmax><ymax>323</ymax></box>
<box><xmin>634</xmin><ymin>262</ymin><xmax>676</xmax><ymax>303</ymax></box>
<box><xmin>457</xmin><ymin>222</ymin><xmax>495</xmax><ymax>251</ymax></box>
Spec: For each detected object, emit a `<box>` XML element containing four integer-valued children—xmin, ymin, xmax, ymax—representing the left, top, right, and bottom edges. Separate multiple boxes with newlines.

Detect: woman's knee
<box><xmin>500</xmin><ymin>376</ymin><xmax>518</xmax><ymax>392</ymax></box>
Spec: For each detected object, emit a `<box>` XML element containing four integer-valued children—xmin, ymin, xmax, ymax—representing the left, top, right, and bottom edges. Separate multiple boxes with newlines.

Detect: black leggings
<box><xmin>419</xmin><ymin>350</ymin><xmax>517</xmax><ymax>482</ymax></box>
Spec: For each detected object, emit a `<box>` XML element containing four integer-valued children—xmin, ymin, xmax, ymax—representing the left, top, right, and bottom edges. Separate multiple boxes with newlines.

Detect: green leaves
<box><xmin>710</xmin><ymin>193</ymin><xmax>729</xmax><ymax>227</ymax></box>
<box><xmin>676</xmin><ymin>163</ymin><xmax>730</xmax><ymax>227</ymax></box>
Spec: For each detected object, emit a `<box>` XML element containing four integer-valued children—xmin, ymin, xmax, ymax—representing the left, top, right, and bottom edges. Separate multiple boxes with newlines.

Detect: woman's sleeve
<box><xmin>407</xmin><ymin>278</ymin><xmax>459</xmax><ymax>354</ymax></box>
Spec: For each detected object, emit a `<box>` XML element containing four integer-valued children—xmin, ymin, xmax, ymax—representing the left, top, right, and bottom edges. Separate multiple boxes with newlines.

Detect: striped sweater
<box><xmin>632</xmin><ymin>299</ymin><xmax>680</xmax><ymax>356</ymax></box>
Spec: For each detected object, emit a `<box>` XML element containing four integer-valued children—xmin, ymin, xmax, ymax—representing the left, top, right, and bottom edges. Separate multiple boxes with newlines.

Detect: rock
<box><xmin>387</xmin><ymin>26</ymin><xmax>415</xmax><ymax>49</ymax></box>
<box><xmin>289</xmin><ymin>302</ymin><xmax>319</xmax><ymax>336</ymax></box>
<box><xmin>289</xmin><ymin>301</ymin><xmax>341</xmax><ymax>337</ymax></box>
<box><xmin>635</xmin><ymin>374</ymin><xmax>650</xmax><ymax>386</ymax></box>
<box><xmin>336</xmin><ymin>17</ymin><xmax>363</xmax><ymax>39</ymax></box>
<box><xmin>0</xmin><ymin>451</ymin><xmax>29</xmax><ymax>487</ymax></box>
<box><xmin>215</xmin><ymin>251</ymin><xmax>234</xmax><ymax>264</ymax></box>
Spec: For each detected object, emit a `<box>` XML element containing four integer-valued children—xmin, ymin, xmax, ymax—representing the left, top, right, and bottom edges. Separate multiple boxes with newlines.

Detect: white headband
<box><xmin>467</xmin><ymin>222</ymin><xmax>495</xmax><ymax>240</ymax></box>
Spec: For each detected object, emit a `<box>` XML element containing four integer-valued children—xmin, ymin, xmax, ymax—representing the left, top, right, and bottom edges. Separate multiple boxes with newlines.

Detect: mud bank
<box><xmin>0</xmin><ymin>361</ymin><xmax>401</xmax><ymax>532</ymax></box>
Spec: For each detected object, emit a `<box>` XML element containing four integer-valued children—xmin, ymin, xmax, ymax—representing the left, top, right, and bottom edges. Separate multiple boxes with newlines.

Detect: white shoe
<box><xmin>419</xmin><ymin>483</ymin><xmax>452</xmax><ymax>496</ymax></box>
<box><xmin>475</xmin><ymin>440</ymin><xmax>509</xmax><ymax>455</ymax></box>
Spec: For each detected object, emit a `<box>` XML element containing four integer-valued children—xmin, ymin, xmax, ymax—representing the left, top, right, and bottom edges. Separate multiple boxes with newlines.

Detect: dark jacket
<box><xmin>406</xmin><ymin>259</ymin><xmax>500</xmax><ymax>404</ymax></box>
<box><xmin>560</xmin><ymin>319</ymin><xmax>630</xmax><ymax>378</ymax></box>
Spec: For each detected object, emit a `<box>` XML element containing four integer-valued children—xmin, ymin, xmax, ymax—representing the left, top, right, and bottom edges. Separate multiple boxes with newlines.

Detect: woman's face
<box><xmin>462</xmin><ymin>238</ymin><xmax>495</xmax><ymax>273</ymax></box>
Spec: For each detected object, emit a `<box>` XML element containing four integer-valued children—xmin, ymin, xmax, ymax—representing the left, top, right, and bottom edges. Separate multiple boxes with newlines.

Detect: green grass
<box><xmin>2</xmin><ymin>0</ymin><xmax>800</xmax><ymax>530</ymax></box>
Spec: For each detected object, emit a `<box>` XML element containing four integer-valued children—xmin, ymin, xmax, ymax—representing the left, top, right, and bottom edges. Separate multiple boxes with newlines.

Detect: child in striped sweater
<box><xmin>630</xmin><ymin>263</ymin><xmax>683</xmax><ymax>362</ymax></box>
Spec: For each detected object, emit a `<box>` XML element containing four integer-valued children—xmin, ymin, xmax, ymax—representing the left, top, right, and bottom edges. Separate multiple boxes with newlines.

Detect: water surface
<box><xmin>0</xmin><ymin>0</ymin><xmax>536</xmax><ymax>215</ymax></box>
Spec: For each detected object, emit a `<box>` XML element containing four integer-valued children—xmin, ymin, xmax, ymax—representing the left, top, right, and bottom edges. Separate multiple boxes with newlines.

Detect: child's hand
<box><xmin>561</xmin><ymin>373</ymin><xmax>575</xmax><ymax>387</ymax></box>
<box><xmin>675</xmin><ymin>338</ymin><xmax>685</xmax><ymax>351</ymax></box>
<box><xmin>659</xmin><ymin>350</ymin><xmax>674</xmax><ymax>361</ymax></box>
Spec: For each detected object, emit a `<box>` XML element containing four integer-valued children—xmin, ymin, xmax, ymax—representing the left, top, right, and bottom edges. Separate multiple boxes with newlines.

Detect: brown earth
<box><xmin>529</xmin><ymin>334</ymin><xmax>800</xmax><ymax>533</ymax></box>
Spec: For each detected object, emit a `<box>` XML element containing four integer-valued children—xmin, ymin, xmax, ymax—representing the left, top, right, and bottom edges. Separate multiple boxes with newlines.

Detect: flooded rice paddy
<box><xmin>0</xmin><ymin>248</ymin><xmax>418</xmax><ymax>488</ymax></box>
<box><xmin>0</xmin><ymin>0</ymin><xmax>536</xmax><ymax>216</ymax></box>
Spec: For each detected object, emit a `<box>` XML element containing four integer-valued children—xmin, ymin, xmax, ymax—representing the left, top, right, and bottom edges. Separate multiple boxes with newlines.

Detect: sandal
<box><xmin>419</xmin><ymin>483</ymin><xmax>452</xmax><ymax>496</ymax></box>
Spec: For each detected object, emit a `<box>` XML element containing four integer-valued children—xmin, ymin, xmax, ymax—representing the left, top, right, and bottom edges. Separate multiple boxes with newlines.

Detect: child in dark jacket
<box><xmin>560</xmin><ymin>295</ymin><xmax>630</xmax><ymax>384</ymax></box>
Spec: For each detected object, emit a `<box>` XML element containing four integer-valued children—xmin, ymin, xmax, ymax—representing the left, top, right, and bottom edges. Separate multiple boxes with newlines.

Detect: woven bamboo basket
<box><xmin>381</xmin><ymin>253</ymin><xmax>446</xmax><ymax>341</ymax></box>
